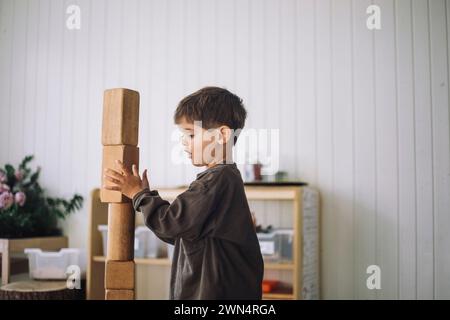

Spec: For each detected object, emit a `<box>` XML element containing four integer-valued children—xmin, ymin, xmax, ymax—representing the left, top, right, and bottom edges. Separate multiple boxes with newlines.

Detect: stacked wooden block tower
<box><xmin>100</xmin><ymin>88</ymin><xmax>140</xmax><ymax>300</ymax></box>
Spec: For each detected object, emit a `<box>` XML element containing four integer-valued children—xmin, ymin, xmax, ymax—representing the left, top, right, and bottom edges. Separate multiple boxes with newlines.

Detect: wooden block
<box><xmin>105</xmin><ymin>289</ymin><xmax>134</xmax><ymax>300</ymax></box>
<box><xmin>102</xmin><ymin>88</ymin><xmax>140</xmax><ymax>146</ymax></box>
<box><xmin>105</xmin><ymin>260</ymin><xmax>135</xmax><ymax>290</ymax></box>
<box><xmin>106</xmin><ymin>203</ymin><xmax>135</xmax><ymax>261</ymax></box>
<box><xmin>101</xmin><ymin>145</ymin><xmax>139</xmax><ymax>203</ymax></box>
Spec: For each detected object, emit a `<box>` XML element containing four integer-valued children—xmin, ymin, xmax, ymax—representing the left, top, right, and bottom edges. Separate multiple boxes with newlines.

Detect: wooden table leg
<box><xmin>1</xmin><ymin>240</ymin><xmax>10</xmax><ymax>286</ymax></box>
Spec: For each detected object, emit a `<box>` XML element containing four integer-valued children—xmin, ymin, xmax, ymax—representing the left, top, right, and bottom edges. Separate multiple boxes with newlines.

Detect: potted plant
<box><xmin>0</xmin><ymin>155</ymin><xmax>83</xmax><ymax>238</ymax></box>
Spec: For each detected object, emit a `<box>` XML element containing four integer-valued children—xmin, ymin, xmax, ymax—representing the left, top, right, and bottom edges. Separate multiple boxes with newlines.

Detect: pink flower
<box><xmin>0</xmin><ymin>171</ymin><xmax>6</xmax><ymax>183</ymax></box>
<box><xmin>14</xmin><ymin>170</ymin><xmax>24</xmax><ymax>181</ymax></box>
<box><xmin>0</xmin><ymin>192</ymin><xmax>14</xmax><ymax>210</ymax></box>
<box><xmin>0</xmin><ymin>184</ymin><xmax>10</xmax><ymax>193</ymax></box>
<box><xmin>14</xmin><ymin>191</ymin><xmax>26</xmax><ymax>207</ymax></box>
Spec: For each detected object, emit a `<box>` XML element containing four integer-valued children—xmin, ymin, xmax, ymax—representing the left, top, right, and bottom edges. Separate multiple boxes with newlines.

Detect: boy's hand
<box><xmin>103</xmin><ymin>160</ymin><xmax>150</xmax><ymax>199</ymax></box>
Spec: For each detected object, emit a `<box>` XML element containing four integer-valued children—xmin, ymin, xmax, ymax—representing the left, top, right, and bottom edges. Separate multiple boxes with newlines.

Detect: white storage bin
<box><xmin>134</xmin><ymin>226</ymin><xmax>147</xmax><ymax>258</ymax></box>
<box><xmin>24</xmin><ymin>248</ymin><xmax>86</xmax><ymax>280</ymax></box>
<box><xmin>257</xmin><ymin>231</ymin><xmax>277</xmax><ymax>260</ymax></box>
<box><xmin>257</xmin><ymin>229</ymin><xmax>294</xmax><ymax>262</ymax></box>
<box><xmin>134</xmin><ymin>226</ymin><xmax>167</xmax><ymax>258</ymax></box>
<box><xmin>141</xmin><ymin>227</ymin><xmax>165</xmax><ymax>258</ymax></box>
<box><xmin>146</xmin><ymin>229</ymin><xmax>160</xmax><ymax>258</ymax></box>
<box><xmin>98</xmin><ymin>224</ymin><xmax>165</xmax><ymax>258</ymax></box>
<box><xmin>135</xmin><ymin>227</ymin><xmax>165</xmax><ymax>258</ymax></box>
<box><xmin>275</xmin><ymin>229</ymin><xmax>294</xmax><ymax>262</ymax></box>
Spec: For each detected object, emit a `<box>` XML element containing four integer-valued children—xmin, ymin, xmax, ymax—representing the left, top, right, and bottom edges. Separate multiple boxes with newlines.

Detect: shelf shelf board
<box><xmin>262</xmin><ymin>292</ymin><xmax>294</xmax><ymax>300</ymax></box>
<box><xmin>264</xmin><ymin>262</ymin><xmax>294</xmax><ymax>270</ymax></box>
<box><xmin>1</xmin><ymin>236</ymin><xmax>68</xmax><ymax>252</ymax></box>
<box><xmin>156</xmin><ymin>185</ymin><xmax>301</xmax><ymax>201</ymax></box>
<box><xmin>93</xmin><ymin>256</ymin><xmax>293</xmax><ymax>270</ymax></box>
<box><xmin>93</xmin><ymin>256</ymin><xmax>171</xmax><ymax>266</ymax></box>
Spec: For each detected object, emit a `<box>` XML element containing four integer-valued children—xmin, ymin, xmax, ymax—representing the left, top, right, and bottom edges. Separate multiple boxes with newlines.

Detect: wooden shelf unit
<box><xmin>0</xmin><ymin>236</ymin><xmax>68</xmax><ymax>286</ymax></box>
<box><xmin>87</xmin><ymin>185</ymin><xmax>311</xmax><ymax>300</ymax></box>
<box><xmin>92</xmin><ymin>255</ymin><xmax>294</xmax><ymax>270</ymax></box>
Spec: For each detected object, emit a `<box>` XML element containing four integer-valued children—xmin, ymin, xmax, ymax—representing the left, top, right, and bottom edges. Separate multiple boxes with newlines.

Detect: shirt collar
<box><xmin>196</xmin><ymin>162</ymin><xmax>237</xmax><ymax>180</ymax></box>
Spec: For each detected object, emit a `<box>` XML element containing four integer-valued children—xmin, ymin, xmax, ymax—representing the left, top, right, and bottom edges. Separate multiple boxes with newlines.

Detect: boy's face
<box><xmin>177</xmin><ymin>117</ymin><xmax>231</xmax><ymax>167</ymax></box>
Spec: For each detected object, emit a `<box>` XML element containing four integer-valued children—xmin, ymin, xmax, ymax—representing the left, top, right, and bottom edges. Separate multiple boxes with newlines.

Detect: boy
<box><xmin>104</xmin><ymin>86</ymin><xmax>264</xmax><ymax>300</ymax></box>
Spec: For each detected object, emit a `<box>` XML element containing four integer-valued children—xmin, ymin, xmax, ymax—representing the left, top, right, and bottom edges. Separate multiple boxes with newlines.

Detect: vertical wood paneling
<box><xmin>331</xmin><ymin>0</ymin><xmax>354</xmax><ymax>299</ymax></box>
<box><xmin>279</xmin><ymin>0</ymin><xmax>296</xmax><ymax>180</ymax></box>
<box><xmin>217</xmin><ymin>0</ymin><xmax>235</xmax><ymax>88</ymax></box>
<box><xmin>135</xmin><ymin>0</ymin><xmax>152</xmax><ymax>186</ymax></box>
<box><xmin>103</xmin><ymin>0</ymin><xmax>121</xmax><ymax>87</ymax></box>
<box><xmin>0</xmin><ymin>0</ymin><xmax>14</xmax><ymax>163</ymax></box>
<box><xmin>352</xmin><ymin>0</ymin><xmax>377</xmax><ymax>300</ymax></box>
<box><xmin>8</xmin><ymin>0</ymin><xmax>27</xmax><ymax>166</ymax></box>
<box><xmin>148</xmin><ymin>0</ymin><xmax>168</xmax><ymax>187</ymax></box>
<box><xmin>263</xmin><ymin>0</ymin><xmax>281</xmax><ymax>235</ymax></box>
<box><xmin>34</xmin><ymin>0</ymin><xmax>50</xmax><ymax>189</ymax></box>
<box><xmin>429</xmin><ymin>0</ymin><xmax>450</xmax><ymax>300</ymax></box>
<box><xmin>72</xmin><ymin>0</ymin><xmax>89</xmax><ymax>196</ymax></box>
<box><xmin>183</xmin><ymin>0</ymin><xmax>202</xmax><ymax>183</ymax></box>
<box><xmin>279</xmin><ymin>0</ymin><xmax>297</xmax><ymax>230</ymax></box>
<box><xmin>165</xmin><ymin>0</ymin><xmax>184</xmax><ymax>187</ymax></box>
<box><xmin>46</xmin><ymin>0</ymin><xmax>64</xmax><ymax>198</ymax></box>
<box><xmin>314</xmin><ymin>0</ymin><xmax>335</xmax><ymax>299</ymax></box>
<box><xmin>412</xmin><ymin>0</ymin><xmax>435</xmax><ymax>299</ymax></box>
<box><xmin>249</xmin><ymin>0</ymin><xmax>264</xmax><ymax>133</ymax></box>
<box><xmin>121</xmin><ymin>0</ymin><xmax>138</xmax><ymax>89</ymax></box>
<box><xmin>297</xmin><ymin>0</ymin><xmax>316</xmax><ymax>185</ymax></box>
<box><xmin>23</xmin><ymin>0</ymin><xmax>40</xmax><ymax>164</ymax></box>
<box><xmin>374</xmin><ymin>0</ymin><xmax>399</xmax><ymax>299</ymax></box>
<box><xmin>86</xmin><ymin>0</ymin><xmax>106</xmax><ymax>194</ymax></box>
<box><xmin>58</xmin><ymin>0</ymin><xmax>75</xmax><ymax>200</ymax></box>
<box><xmin>234</xmin><ymin>0</ymin><xmax>251</xmax><ymax>175</ymax></box>
<box><xmin>198</xmin><ymin>0</ymin><xmax>217</xmax><ymax>86</ymax></box>
<box><xmin>396</xmin><ymin>0</ymin><xmax>418</xmax><ymax>300</ymax></box>
<box><xmin>1</xmin><ymin>0</ymin><xmax>449</xmax><ymax>299</ymax></box>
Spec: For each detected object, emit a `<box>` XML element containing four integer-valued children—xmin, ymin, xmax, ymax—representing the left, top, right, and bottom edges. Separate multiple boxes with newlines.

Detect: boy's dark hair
<box><xmin>174</xmin><ymin>86</ymin><xmax>247</xmax><ymax>144</ymax></box>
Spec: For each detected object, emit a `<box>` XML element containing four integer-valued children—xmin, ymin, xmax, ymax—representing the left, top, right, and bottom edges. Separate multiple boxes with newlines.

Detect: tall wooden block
<box><xmin>106</xmin><ymin>203</ymin><xmax>135</xmax><ymax>261</ymax></box>
<box><xmin>105</xmin><ymin>260</ymin><xmax>135</xmax><ymax>290</ymax></box>
<box><xmin>101</xmin><ymin>145</ymin><xmax>139</xmax><ymax>203</ymax></box>
<box><xmin>101</xmin><ymin>87</ymin><xmax>140</xmax><ymax>300</ymax></box>
<box><xmin>105</xmin><ymin>289</ymin><xmax>134</xmax><ymax>300</ymax></box>
<box><xmin>102</xmin><ymin>88</ymin><xmax>140</xmax><ymax>146</ymax></box>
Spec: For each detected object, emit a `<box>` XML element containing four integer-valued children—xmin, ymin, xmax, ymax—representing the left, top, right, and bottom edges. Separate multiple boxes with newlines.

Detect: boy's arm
<box><xmin>132</xmin><ymin>188</ymin><xmax>176</xmax><ymax>244</ymax></box>
<box><xmin>132</xmin><ymin>177</ymin><xmax>223</xmax><ymax>242</ymax></box>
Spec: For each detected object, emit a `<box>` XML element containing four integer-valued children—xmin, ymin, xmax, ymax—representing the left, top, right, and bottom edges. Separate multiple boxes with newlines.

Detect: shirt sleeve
<box><xmin>132</xmin><ymin>172</ymin><xmax>226</xmax><ymax>242</ymax></box>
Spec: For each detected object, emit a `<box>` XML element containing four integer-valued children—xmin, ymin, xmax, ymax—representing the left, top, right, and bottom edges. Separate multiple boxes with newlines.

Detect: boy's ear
<box><xmin>218</xmin><ymin>125</ymin><xmax>232</xmax><ymax>145</ymax></box>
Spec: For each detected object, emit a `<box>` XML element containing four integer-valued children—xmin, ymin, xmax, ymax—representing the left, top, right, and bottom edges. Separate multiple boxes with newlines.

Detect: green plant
<box><xmin>0</xmin><ymin>155</ymin><xmax>83</xmax><ymax>238</ymax></box>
